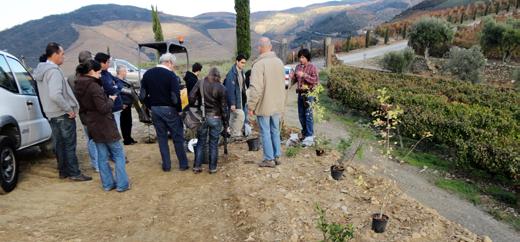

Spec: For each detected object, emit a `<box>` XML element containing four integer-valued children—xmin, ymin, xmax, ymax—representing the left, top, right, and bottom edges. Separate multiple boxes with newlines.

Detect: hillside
<box><xmin>394</xmin><ymin>0</ymin><xmax>480</xmax><ymax>20</ymax></box>
<box><xmin>0</xmin><ymin>1</ymin><xmax>420</xmax><ymax>73</ymax></box>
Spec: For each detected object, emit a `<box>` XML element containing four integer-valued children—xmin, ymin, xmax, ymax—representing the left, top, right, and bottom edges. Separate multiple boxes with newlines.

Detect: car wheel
<box><xmin>0</xmin><ymin>135</ymin><xmax>18</xmax><ymax>194</ymax></box>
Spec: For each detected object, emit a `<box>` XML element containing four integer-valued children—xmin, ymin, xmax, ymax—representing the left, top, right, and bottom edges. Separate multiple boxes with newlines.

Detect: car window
<box><xmin>0</xmin><ymin>55</ymin><xmax>18</xmax><ymax>93</ymax></box>
<box><xmin>6</xmin><ymin>57</ymin><xmax>36</xmax><ymax>95</ymax></box>
<box><xmin>116</xmin><ymin>60</ymin><xmax>138</xmax><ymax>72</ymax></box>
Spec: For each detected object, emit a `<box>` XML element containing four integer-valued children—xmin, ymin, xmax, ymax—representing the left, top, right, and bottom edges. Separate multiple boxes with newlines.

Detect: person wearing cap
<box><xmin>139</xmin><ymin>53</ymin><xmax>189</xmax><ymax>172</ymax></box>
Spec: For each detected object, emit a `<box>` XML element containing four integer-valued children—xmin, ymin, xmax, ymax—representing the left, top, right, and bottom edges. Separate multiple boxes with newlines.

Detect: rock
<box><xmin>346</xmin><ymin>166</ymin><xmax>355</xmax><ymax>174</ymax></box>
<box><xmin>482</xmin><ymin>236</ymin><xmax>492</xmax><ymax>242</ymax></box>
<box><xmin>411</xmin><ymin>232</ymin><xmax>421</xmax><ymax>239</ymax></box>
<box><xmin>272</xmin><ymin>173</ymin><xmax>280</xmax><ymax>179</ymax></box>
<box><xmin>454</xmin><ymin>234</ymin><xmax>474</xmax><ymax>242</ymax></box>
<box><xmin>341</xmin><ymin>206</ymin><xmax>348</xmax><ymax>213</ymax></box>
<box><xmin>244</xmin><ymin>234</ymin><xmax>255</xmax><ymax>241</ymax></box>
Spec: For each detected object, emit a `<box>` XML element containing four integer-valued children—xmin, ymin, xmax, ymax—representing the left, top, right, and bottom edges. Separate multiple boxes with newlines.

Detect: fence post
<box><xmin>282</xmin><ymin>38</ymin><xmax>288</xmax><ymax>64</ymax></box>
<box><xmin>325</xmin><ymin>37</ymin><xmax>333</xmax><ymax>68</ymax></box>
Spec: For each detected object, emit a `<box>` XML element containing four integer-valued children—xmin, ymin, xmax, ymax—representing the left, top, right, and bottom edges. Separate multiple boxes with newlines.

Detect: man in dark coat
<box><xmin>223</xmin><ymin>54</ymin><xmax>247</xmax><ymax>139</ymax></box>
<box><xmin>184</xmin><ymin>62</ymin><xmax>202</xmax><ymax>95</ymax></box>
<box><xmin>140</xmin><ymin>53</ymin><xmax>189</xmax><ymax>172</ymax></box>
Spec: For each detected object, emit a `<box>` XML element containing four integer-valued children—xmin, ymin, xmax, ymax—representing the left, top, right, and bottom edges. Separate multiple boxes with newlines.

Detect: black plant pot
<box><xmin>371</xmin><ymin>213</ymin><xmax>389</xmax><ymax>233</ymax></box>
<box><xmin>247</xmin><ymin>137</ymin><xmax>260</xmax><ymax>151</ymax></box>
<box><xmin>330</xmin><ymin>165</ymin><xmax>344</xmax><ymax>180</ymax></box>
<box><xmin>316</xmin><ymin>148</ymin><xmax>325</xmax><ymax>156</ymax></box>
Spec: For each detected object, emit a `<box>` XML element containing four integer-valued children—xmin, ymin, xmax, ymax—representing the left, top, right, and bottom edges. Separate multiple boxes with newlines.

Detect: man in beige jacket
<box><xmin>247</xmin><ymin>37</ymin><xmax>286</xmax><ymax>168</ymax></box>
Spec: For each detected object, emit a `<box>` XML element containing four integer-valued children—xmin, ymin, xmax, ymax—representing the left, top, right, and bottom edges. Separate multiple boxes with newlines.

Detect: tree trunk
<box><xmin>424</xmin><ymin>47</ymin><xmax>437</xmax><ymax>74</ymax></box>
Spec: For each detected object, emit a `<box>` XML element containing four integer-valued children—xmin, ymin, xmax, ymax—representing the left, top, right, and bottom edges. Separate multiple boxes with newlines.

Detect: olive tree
<box><xmin>408</xmin><ymin>18</ymin><xmax>454</xmax><ymax>58</ymax></box>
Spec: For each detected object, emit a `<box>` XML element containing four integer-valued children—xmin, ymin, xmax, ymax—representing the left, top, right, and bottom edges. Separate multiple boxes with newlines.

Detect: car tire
<box><xmin>0</xmin><ymin>135</ymin><xmax>18</xmax><ymax>194</ymax></box>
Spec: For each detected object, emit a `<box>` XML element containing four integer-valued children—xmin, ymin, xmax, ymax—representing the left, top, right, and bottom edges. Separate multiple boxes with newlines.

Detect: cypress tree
<box><xmin>484</xmin><ymin>3</ymin><xmax>490</xmax><ymax>15</ymax></box>
<box><xmin>495</xmin><ymin>2</ymin><xmax>500</xmax><ymax>15</ymax></box>
<box><xmin>516</xmin><ymin>0</ymin><xmax>519</xmax><ymax>9</ymax></box>
<box><xmin>235</xmin><ymin>0</ymin><xmax>251</xmax><ymax>58</ymax></box>
<box><xmin>151</xmin><ymin>5</ymin><xmax>164</xmax><ymax>42</ymax></box>
<box><xmin>402</xmin><ymin>24</ymin><xmax>407</xmax><ymax>39</ymax></box>
<box><xmin>384</xmin><ymin>28</ymin><xmax>389</xmax><ymax>44</ymax></box>
<box><xmin>460</xmin><ymin>11</ymin><xmax>465</xmax><ymax>24</ymax></box>
<box><xmin>365</xmin><ymin>30</ymin><xmax>370</xmax><ymax>48</ymax></box>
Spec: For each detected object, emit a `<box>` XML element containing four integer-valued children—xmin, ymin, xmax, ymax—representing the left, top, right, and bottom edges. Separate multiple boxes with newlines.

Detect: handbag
<box><xmin>183</xmin><ymin>80</ymin><xmax>206</xmax><ymax>129</ymax></box>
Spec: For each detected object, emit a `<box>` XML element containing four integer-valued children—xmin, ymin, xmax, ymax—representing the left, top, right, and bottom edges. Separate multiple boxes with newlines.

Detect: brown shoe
<box><xmin>258</xmin><ymin>160</ymin><xmax>275</xmax><ymax>168</ymax></box>
<box><xmin>274</xmin><ymin>157</ymin><xmax>281</xmax><ymax>166</ymax></box>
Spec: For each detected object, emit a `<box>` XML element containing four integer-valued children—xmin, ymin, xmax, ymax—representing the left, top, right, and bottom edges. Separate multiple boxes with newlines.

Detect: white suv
<box><xmin>0</xmin><ymin>50</ymin><xmax>52</xmax><ymax>193</ymax></box>
<box><xmin>107</xmin><ymin>58</ymin><xmax>145</xmax><ymax>87</ymax></box>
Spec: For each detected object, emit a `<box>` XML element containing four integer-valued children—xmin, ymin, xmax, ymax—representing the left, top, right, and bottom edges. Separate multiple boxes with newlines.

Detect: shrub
<box><xmin>480</xmin><ymin>17</ymin><xmax>520</xmax><ymax>63</ymax></box>
<box><xmin>315</xmin><ymin>204</ymin><xmax>354</xmax><ymax>242</ymax></box>
<box><xmin>513</xmin><ymin>69</ymin><xmax>520</xmax><ymax>88</ymax></box>
<box><xmin>381</xmin><ymin>47</ymin><xmax>415</xmax><ymax>73</ymax></box>
<box><xmin>408</xmin><ymin>17</ymin><xmax>454</xmax><ymax>57</ymax></box>
<box><xmin>327</xmin><ymin>66</ymin><xmax>520</xmax><ymax>181</ymax></box>
<box><xmin>445</xmin><ymin>46</ymin><xmax>487</xmax><ymax>83</ymax></box>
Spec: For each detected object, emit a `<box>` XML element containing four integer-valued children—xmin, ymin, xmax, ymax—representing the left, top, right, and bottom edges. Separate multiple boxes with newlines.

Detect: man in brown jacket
<box><xmin>247</xmin><ymin>37</ymin><xmax>286</xmax><ymax>168</ymax></box>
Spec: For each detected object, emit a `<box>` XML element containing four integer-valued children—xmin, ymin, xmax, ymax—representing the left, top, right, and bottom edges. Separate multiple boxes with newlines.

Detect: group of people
<box><xmin>31</xmin><ymin>36</ymin><xmax>319</xmax><ymax>192</ymax></box>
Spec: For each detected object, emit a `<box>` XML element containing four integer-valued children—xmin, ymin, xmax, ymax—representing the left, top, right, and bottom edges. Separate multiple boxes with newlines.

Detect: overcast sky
<box><xmin>1</xmin><ymin>0</ymin><xmax>338</xmax><ymax>31</ymax></box>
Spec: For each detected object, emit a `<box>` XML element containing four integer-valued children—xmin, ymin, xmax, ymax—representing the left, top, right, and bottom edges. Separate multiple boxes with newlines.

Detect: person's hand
<box><xmin>123</xmin><ymin>104</ymin><xmax>128</xmax><ymax>109</ymax></box>
<box><xmin>297</xmin><ymin>71</ymin><xmax>304</xmax><ymax>78</ymax></box>
<box><xmin>109</xmin><ymin>95</ymin><xmax>117</xmax><ymax>101</ymax></box>
<box><xmin>289</xmin><ymin>71</ymin><xmax>295</xmax><ymax>80</ymax></box>
<box><xmin>248</xmin><ymin>110</ymin><xmax>254</xmax><ymax>117</ymax></box>
<box><xmin>67</xmin><ymin>111</ymin><xmax>76</xmax><ymax>119</ymax></box>
<box><xmin>230</xmin><ymin>105</ymin><xmax>236</xmax><ymax>112</ymax></box>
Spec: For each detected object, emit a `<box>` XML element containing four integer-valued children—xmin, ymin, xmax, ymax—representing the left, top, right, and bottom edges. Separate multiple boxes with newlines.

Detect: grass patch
<box><xmin>394</xmin><ymin>148</ymin><xmax>452</xmax><ymax>172</ymax></box>
<box><xmin>286</xmin><ymin>146</ymin><xmax>302</xmax><ymax>158</ymax></box>
<box><xmin>485</xmin><ymin>186</ymin><xmax>518</xmax><ymax>206</ymax></box>
<box><xmin>435</xmin><ymin>178</ymin><xmax>481</xmax><ymax>205</ymax></box>
<box><xmin>319</xmin><ymin>88</ymin><xmax>376</xmax><ymax>142</ymax></box>
<box><xmin>489</xmin><ymin>209</ymin><xmax>520</xmax><ymax>231</ymax></box>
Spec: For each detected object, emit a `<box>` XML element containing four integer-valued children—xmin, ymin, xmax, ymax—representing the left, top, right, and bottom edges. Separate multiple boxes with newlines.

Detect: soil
<box><xmin>0</xmin><ymin>110</ymin><xmax>487</xmax><ymax>242</ymax></box>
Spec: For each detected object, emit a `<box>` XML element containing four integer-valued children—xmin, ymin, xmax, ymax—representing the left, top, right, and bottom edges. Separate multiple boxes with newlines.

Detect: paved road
<box><xmin>337</xmin><ymin>40</ymin><xmax>408</xmax><ymax>64</ymax></box>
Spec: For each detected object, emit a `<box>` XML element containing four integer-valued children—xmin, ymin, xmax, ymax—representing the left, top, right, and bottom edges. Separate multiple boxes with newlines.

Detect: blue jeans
<box><xmin>95</xmin><ymin>141</ymin><xmax>129</xmax><ymax>191</ymax></box>
<box><xmin>113</xmin><ymin>110</ymin><xmax>122</xmax><ymax>135</ymax></box>
<box><xmin>194</xmin><ymin>117</ymin><xmax>222</xmax><ymax>170</ymax></box>
<box><xmin>83</xmin><ymin>126</ymin><xmax>98</xmax><ymax>171</ymax></box>
<box><xmin>151</xmin><ymin>106</ymin><xmax>189</xmax><ymax>170</ymax></box>
<box><xmin>298</xmin><ymin>94</ymin><xmax>314</xmax><ymax>137</ymax></box>
<box><xmin>49</xmin><ymin>114</ymin><xmax>81</xmax><ymax>177</ymax></box>
<box><xmin>243</xmin><ymin>105</ymin><xmax>249</xmax><ymax>125</ymax></box>
<box><xmin>257</xmin><ymin>114</ymin><xmax>282</xmax><ymax>161</ymax></box>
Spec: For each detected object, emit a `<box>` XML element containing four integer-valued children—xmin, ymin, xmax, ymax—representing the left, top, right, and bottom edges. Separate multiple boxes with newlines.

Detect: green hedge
<box><xmin>327</xmin><ymin>66</ymin><xmax>520</xmax><ymax>180</ymax></box>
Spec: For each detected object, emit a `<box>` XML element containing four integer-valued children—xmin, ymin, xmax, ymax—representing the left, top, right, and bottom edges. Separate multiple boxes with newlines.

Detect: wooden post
<box><xmin>282</xmin><ymin>38</ymin><xmax>288</xmax><ymax>64</ymax></box>
<box><xmin>325</xmin><ymin>37</ymin><xmax>333</xmax><ymax>68</ymax></box>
